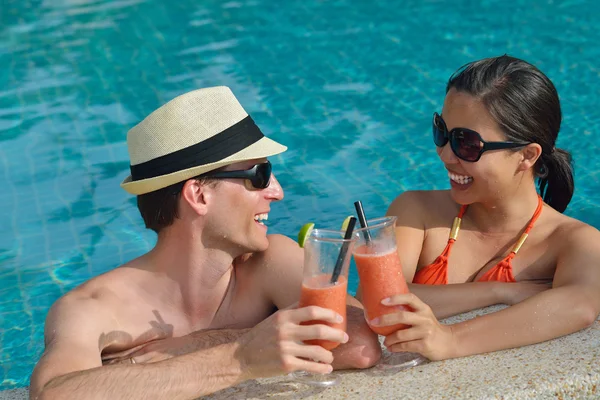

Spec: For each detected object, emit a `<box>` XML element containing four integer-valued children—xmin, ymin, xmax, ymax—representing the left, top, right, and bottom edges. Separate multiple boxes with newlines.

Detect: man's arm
<box><xmin>258</xmin><ymin>234</ymin><xmax>381</xmax><ymax>369</ymax></box>
<box><xmin>107</xmin><ymin>329</ymin><xmax>251</xmax><ymax>365</ymax></box>
<box><xmin>32</xmin><ymin>291</ymin><xmax>347</xmax><ymax>399</ymax></box>
<box><xmin>35</xmin><ymin>342</ymin><xmax>245</xmax><ymax>400</ymax></box>
<box><xmin>30</xmin><ymin>295</ymin><xmax>247</xmax><ymax>400</ymax></box>
<box><xmin>330</xmin><ymin>295</ymin><xmax>381</xmax><ymax>370</ymax></box>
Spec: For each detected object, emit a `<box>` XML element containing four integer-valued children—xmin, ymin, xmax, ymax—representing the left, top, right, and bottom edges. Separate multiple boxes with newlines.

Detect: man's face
<box><xmin>203</xmin><ymin>158</ymin><xmax>284</xmax><ymax>254</ymax></box>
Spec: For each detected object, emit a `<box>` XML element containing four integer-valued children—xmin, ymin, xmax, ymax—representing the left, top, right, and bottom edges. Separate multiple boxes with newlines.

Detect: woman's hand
<box><xmin>370</xmin><ymin>293</ymin><xmax>457</xmax><ymax>361</ymax></box>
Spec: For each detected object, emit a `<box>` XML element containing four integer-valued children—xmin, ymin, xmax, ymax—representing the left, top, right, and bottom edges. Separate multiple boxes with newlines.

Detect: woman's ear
<box><xmin>518</xmin><ymin>143</ymin><xmax>542</xmax><ymax>172</ymax></box>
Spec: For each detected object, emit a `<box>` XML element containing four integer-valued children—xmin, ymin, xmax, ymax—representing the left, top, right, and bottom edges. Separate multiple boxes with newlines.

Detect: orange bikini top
<box><xmin>412</xmin><ymin>196</ymin><xmax>544</xmax><ymax>285</ymax></box>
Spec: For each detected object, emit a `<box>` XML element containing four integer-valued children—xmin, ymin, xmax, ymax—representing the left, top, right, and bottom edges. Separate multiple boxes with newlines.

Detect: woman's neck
<box><xmin>464</xmin><ymin>187</ymin><xmax>541</xmax><ymax>234</ymax></box>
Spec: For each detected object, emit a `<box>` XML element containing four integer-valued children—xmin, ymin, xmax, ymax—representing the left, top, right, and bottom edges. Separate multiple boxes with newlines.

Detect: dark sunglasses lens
<box><xmin>452</xmin><ymin>129</ymin><xmax>482</xmax><ymax>161</ymax></box>
<box><xmin>253</xmin><ymin>162</ymin><xmax>271</xmax><ymax>188</ymax></box>
<box><xmin>433</xmin><ymin>114</ymin><xmax>447</xmax><ymax>147</ymax></box>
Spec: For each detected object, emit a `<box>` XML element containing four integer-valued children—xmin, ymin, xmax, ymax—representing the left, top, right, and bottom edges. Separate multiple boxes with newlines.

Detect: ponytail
<box><xmin>537</xmin><ymin>147</ymin><xmax>574</xmax><ymax>213</ymax></box>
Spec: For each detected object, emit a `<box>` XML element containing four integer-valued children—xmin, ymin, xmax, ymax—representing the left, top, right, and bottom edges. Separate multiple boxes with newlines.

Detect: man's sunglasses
<box><xmin>202</xmin><ymin>161</ymin><xmax>272</xmax><ymax>189</ymax></box>
<box><xmin>433</xmin><ymin>112</ymin><xmax>529</xmax><ymax>162</ymax></box>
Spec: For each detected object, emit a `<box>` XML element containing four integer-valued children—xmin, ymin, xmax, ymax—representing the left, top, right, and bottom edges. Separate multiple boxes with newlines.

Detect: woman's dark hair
<box><xmin>446</xmin><ymin>55</ymin><xmax>574</xmax><ymax>213</ymax></box>
<box><xmin>137</xmin><ymin>177</ymin><xmax>218</xmax><ymax>234</ymax></box>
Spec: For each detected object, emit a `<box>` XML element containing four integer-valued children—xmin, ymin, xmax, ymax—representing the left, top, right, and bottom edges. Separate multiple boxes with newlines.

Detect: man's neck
<box><xmin>143</xmin><ymin>227</ymin><xmax>240</xmax><ymax>329</ymax></box>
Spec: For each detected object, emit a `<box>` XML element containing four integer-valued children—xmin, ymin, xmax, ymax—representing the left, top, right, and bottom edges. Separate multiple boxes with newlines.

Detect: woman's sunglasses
<box><xmin>202</xmin><ymin>161</ymin><xmax>272</xmax><ymax>189</ymax></box>
<box><xmin>433</xmin><ymin>112</ymin><xmax>529</xmax><ymax>162</ymax></box>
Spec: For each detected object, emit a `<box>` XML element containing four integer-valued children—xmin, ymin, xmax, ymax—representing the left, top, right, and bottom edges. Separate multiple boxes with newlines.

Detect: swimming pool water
<box><xmin>1</xmin><ymin>0</ymin><xmax>599</xmax><ymax>390</ymax></box>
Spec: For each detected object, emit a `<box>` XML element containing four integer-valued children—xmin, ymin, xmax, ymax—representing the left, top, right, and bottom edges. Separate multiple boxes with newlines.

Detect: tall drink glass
<box><xmin>291</xmin><ymin>228</ymin><xmax>355</xmax><ymax>386</ymax></box>
<box><xmin>353</xmin><ymin>216</ymin><xmax>427</xmax><ymax>370</ymax></box>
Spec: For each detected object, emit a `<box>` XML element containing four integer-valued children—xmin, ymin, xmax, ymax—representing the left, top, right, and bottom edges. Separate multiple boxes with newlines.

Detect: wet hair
<box><xmin>446</xmin><ymin>55</ymin><xmax>574</xmax><ymax>213</ymax></box>
<box><xmin>137</xmin><ymin>177</ymin><xmax>219</xmax><ymax>234</ymax></box>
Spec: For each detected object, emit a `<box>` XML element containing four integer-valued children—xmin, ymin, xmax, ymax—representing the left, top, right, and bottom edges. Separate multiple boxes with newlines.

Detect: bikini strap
<box><xmin>447</xmin><ymin>205</ymin><xmax>468</xmax><ymax>242</ymax></box>
<box><xmin>510</xmin><ymin>195</ymin><xmax>544</xmax><ymax>254</ymax></box>
<box><xmin>448</xmin><ymin>197</ymin><xmax>543</xmax><ymax>251</ymax></box>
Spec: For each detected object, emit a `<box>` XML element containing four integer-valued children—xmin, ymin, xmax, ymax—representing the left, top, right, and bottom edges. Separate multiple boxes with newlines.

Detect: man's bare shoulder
<box><xmin>31</xmin><ymin>262</ymin><xmax>150</xmax><ymax>397</ymax></box>
<box><xmin>265</xmin><ymin>233</ymin><xmax>303</xmax><ymax>262</ymax></box>
<box><xmin>244</xmin><ymin>234</ymin><xmax>302</xmax><ymax>270</ymax></box>
<box><xmin>241</xmin><ymin>234</ymin><xmax>303</xmax><ymax>309</ymax></box>
<box><xmin>45</xmin><ymin>279</ymin><xmax>121</xmax><ymax>343</ymax></box>
<box><xmin>44</xmin><ymin>259</ymin><xmax>146</xmax><ymax>343</ymax></box>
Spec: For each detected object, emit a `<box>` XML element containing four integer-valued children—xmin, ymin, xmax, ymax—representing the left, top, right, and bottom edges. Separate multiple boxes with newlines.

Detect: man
<box><xmin>30</xmin><ymin>87</ymin><xmax>381</xmax><ymax>400</ymax></box>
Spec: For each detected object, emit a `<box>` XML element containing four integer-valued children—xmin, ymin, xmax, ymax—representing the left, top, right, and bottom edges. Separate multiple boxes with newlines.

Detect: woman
<box><xmin>367</xmin><ymin>55</ymin><xmax>600</xmax><ymax>361</ymax></box>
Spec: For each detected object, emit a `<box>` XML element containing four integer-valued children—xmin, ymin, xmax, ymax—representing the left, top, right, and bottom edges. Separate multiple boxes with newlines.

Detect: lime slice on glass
<box><xmin>341</xmin><ymin>215</ymin><xmax>354</xmax><ymax>231</ymax></box>
<box><xmin>297</xmin><ymin>223</ymin><xmax>315</xmax><ymax>248</ymax></box>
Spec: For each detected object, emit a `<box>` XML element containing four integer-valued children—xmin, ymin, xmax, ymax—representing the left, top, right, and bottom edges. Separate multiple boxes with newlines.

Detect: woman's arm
<box><xmin>450</xmin><ymin>224</ymin><xmax>600</xmax><ymax>357</ymax></box>
<box><xmin>376</xmin><ymin>224</ymin><xmax>600</xmax><ymax>361</ymax></box>
<box><xmin>408</xmin><ymin>281</ymin><xmax>549</xmax><ymax>319</ymax></box>
<box><xmin>361</xmin><ymin>280</ymin><xmax>548</xmax><ymax>320</ymax></box>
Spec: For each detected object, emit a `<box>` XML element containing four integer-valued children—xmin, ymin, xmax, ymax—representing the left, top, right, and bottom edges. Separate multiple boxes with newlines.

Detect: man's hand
<box><xmin>234</xmin><ymin>305</ymin><xmax>349</xmax><ymax>379</ymax></box>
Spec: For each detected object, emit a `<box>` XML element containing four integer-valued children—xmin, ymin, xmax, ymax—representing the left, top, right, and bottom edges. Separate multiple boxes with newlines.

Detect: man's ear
<box><xmin>180</xmin><ymin>179</ymin><xmax>211</xmax><ymax>216</ymax></box>
<box><xmin>517</xmin><ymin>143</ymin><xmax>542</xmax><ymax>172</ymax></box>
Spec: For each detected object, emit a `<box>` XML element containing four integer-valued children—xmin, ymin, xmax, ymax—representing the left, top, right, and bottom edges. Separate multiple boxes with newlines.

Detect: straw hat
<box><xmin>121</xmin><ymin>86</ymin><xmax>287</xmax><ymax>195</ymax></box>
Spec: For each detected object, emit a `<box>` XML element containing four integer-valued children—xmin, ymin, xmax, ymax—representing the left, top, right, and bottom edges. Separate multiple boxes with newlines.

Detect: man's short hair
<box><xmin>137</xmin><ymin>177</ymin><xmax>218</xmax><ymax>233</ymax></box>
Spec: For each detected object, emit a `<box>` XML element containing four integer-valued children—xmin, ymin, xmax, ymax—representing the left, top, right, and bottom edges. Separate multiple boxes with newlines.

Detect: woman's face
<box><xmin>437</xmin><ymin>89</ymin><xmax>525</xmax><ymax>205</ymax></box>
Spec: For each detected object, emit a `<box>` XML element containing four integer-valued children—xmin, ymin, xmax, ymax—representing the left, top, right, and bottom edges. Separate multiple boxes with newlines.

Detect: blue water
<box><xmin>1</xmin><ymin>0</ymin><xmax>599</xmax><ymax>390</ymax></box>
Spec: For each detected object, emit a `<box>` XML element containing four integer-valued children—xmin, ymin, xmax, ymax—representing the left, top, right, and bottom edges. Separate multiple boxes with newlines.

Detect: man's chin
<box><xmin>239</xmin><ymin>237</ymin><xmax>269</xmax><ymax>255</ymax></box>
<box><xmin>254</xmin><ymin>238</ymin><xmax>270</xmax><ymax>253</ymax></box>
<box><xmin>233</xmin><ymin>239</ymin><xmax>269</xmax><ymax>265</ymax></box>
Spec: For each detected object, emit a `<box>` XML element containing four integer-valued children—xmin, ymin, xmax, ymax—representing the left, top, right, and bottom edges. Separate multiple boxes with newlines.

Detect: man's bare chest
<box><xmin>99</xmin><ymin>286</ymin><xmax>275</xmax><ymax>363</ymax></box>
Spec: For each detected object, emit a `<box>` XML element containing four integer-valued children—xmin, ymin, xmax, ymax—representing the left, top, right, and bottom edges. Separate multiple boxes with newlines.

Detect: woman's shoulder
<box><xmin>555</xmin><ymin>214</ymin><xmax>599</xmax><ymax>234</ymax></box>
<box><xmin>388</xmin><ymin>189</ymin><xmax>457</xmax><ymax>210</ymax></box>
<box><xmin>387</xmin><ymin>190</ymin><xmax>460</xmax><ymax>225</ymax></box>
<box><xmin>536</xmin><ymin>210</ymin><xmax>600</xmax><ymax>282</ymax></box>
<box><xmin>547</xmin><ymin>208</ymin><xmax>600</xmax><ymax>254</ymax></box>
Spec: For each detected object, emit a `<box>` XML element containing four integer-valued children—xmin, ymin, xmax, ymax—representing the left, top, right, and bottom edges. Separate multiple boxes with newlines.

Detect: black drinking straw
<box><xmin>330</xmin><ymin>217</ymin><xmax>357</xmax><ymax>284</ymax></box>
<box><xmin>353</xmin><ymin>201</ymin><xmax>372</xmax><ymax>244</ymax></box>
